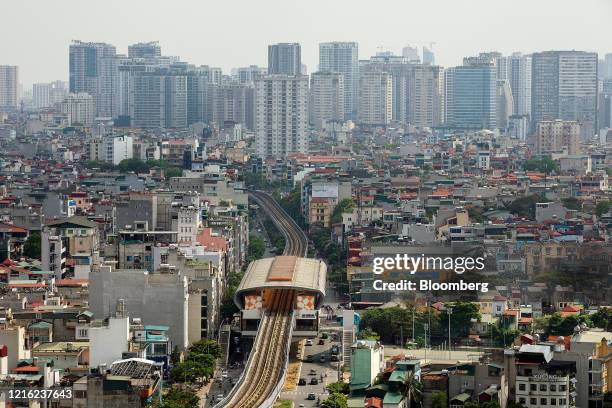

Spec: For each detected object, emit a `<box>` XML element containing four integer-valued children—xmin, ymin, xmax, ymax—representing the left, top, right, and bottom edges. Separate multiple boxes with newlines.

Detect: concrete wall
<box><xmin>88</xmin><ymin>317</ymin><xmax>130</xmax><ymax>368</ymax></box>
<box><xmin>89</xmin><ymin>267</ymin><xmax>189</xmax><ymax>349</ymax></box>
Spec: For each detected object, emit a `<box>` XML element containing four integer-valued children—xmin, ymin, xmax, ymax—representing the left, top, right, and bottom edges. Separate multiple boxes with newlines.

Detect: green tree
<box><xmin>596</xmin><ymin>201</ymin><xmax>612</xmax><ymax>217</ymax></box>
<box><xmin>562</xmin><ymin>197</ymin><xmax>581</xmax><ymax>211</ymax></box>
<box><xmin>23</xmin><ymin>232</ymin><xmax>41</xmax><ymax>259</ymax></box>
<box><xmin>84</xmin><ymin>160</ymin><xmax>117</xmax><ymax>171</ymax></box>
<box><xmin>155</xmin><ymin>388</ymin><xmax>199</xmax><ymax>408</ymax></box>
<box><xmin>523</xmin><ymin>157</ymin><xmax>558</xmax><ymax>174</ymax></box>
<box><xmin>446</xmin><ymin>301</ymin><xmax>481</xmax><ymax>339</ymax></box>
<box><xmin>358</xmin><ymin>327</ymin><xmax>380</xmax><ymax>341</ymax></box>
<box><xmin>118</xmin><ymin>158</ymin><xmax>150</xmax><ymax>173</ymax></box>
<box><xmin>326</xmin><ymin>381</ymin><xmax>349</xmax><ymax>395</ymax></box>
<box><xmin>165</xmin><ymin>167</ymin><xmax>183</xmax><ymax>178</ymax></box>
<box><xmin>505</xmin><ymin>194</ymin><xmax>543</xmax><ymax>219</ymax></box>
<box><xmin>321</xmin><ymin>392</ymin><xmax>348</xmax><ymax>408</ymax></box>
<box><xmin>591</xmin><ymin>308</ymin><xmax>612</xmax><ymax>331</ymax></box>
<box><xmin>603</xmin><ymin>391</ymin><xmax>612</xmax><ymax>408</ymax></box>
<box><xmin>467</xmin><ymin>207</ymin><xmax>486</xmax><ymax>223</ymax></box>
<box><xmin>331</xmin><ymin>198</ymin><xmax>355</xmax><ymax>224</ymax></box>
<box><xmin>169</xmin><ymin>360</ymin><xmax>211</xmax><ymax>383</ymax></box>
<box><xmin>543</xmin><ymin>312</ymin><xmax>591</xmax><ymax>337</ymax></box>
<box><xmin>492</xmin><ymin>321</ymin><xmax>520</xmax><ymax>347</ymax></box>
<box><xmin>401</xmin><ymin>371</ymin><xmax>422</xmax><ymax>408</ymax></box>
<box><xmin>170</xmin><ymin>345</ymin><xmax>181</xmax><ymax>365</ymax></box>
<box><xmin>431</xmin><ymin>392</ymin><xmax>448</xmax><ymax>408</ymax></box>
<box><xmin>247</xmin><ymin>235</ymin><xmax>265</xmax><ymax>263</ymax></box>
<box><xmin>220</xmin><ymin>270</ymin><xmax>245</xmax><ymax>319</ymax></box>
<box><xmin>189</xmin><ymin>339</ymin><xmax>221</xmax><ymax>358</ymax></box>
<box><xmin>279</xmin><ymin>188</ymin><xmax>305</xmax><ymax>227</ymax></box>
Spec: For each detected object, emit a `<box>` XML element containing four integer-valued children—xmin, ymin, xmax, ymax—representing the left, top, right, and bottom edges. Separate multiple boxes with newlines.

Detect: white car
<box><xmin>305</xmin><ymin>339</ymin><xmax>313</xmax><ymax>346</ymax></box>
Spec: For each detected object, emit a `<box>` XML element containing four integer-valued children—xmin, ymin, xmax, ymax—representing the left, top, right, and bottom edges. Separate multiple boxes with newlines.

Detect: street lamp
<box><xmin>447</xmin><ymin>307</ymin><xmax>453</xmax><ymax>360</ymax></box>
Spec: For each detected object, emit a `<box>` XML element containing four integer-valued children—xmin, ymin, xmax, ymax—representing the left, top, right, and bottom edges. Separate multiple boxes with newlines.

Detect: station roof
<box><xmin>234</xmin><ymin>256</ymin><xmax>327</xmax><ymax>309</ymax></box>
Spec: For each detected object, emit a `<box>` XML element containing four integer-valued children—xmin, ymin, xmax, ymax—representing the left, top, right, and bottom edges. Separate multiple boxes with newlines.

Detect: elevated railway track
<box><xmin>216</xmin><ymin>191</ymin><xmax>308</xmax><ymax>407</ymax></box>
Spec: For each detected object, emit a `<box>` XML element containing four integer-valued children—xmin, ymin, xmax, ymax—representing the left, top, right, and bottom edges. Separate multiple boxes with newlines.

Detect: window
<box><xmin>541</xmin><ymin>398</ymin><xmax>547</xmax><ymax>406</ymax></box>
<box><xmin>550</xmin><ymin>384</ymin><xmax>556</xmax><ymax>392</ymax></box>
<box><xmin>530</xmin><ymin>384</ymin><xmax>537</xmax><ymax>391</ymax></box>
<box><xmin>530</xmin><ymin>398</ymin><xmax>537</xmax><ymax>405</ymax></box>
<box><xmin>519</xmin><ymin>398</ymin><xmax>526</xmax><ymax>404</ymax></box>
<box><xmin>550</xmin><ymin>398</ymin><xmax>556</xmax><ymax>405</ymax></box>
<box><xmin>559</xmin><ymin>385</ymin><xmax>567</xmax><ymax>391</ymax></box>
<box><xmin>519</xmin><ymin>383</ymin><xmax>526</xmax><ymax>391</ymax></box>
<box><xmin>559</xmin><ymin>399</ymin><xmax>566</xmax><ymax>405</ymax></box>
<box><xmin>540</xmin><ymin>384</ymin><xmax>547</xmax><ymax>392</ymax></box>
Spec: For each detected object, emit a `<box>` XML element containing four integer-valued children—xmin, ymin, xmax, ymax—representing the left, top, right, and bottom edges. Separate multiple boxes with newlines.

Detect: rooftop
<box><xmin>234</xmin><ymin>256</ymin><xmax>326</xmax><ymax>309</ymax></box>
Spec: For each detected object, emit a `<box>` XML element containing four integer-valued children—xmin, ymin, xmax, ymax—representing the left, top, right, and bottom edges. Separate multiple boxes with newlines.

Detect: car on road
<box><xmin>320</xmin><ymin>355</ymin><xmax>326</xmax><ymax>363</ymax></box>
<box><xmin>307</xmin><ymin>393</ymin><xmax>316</xmax><ymax>400</ymax></box>
<box><xmin>305</xmin><ymin>355</ymin><xmax>313</xmax><ymax>362</ymax></box>
<box><xmin>331</xmin><ymin>355</ymin><xmax>339</xmax><ymax>362</ymax></box>
<box><xmin>298</xmin><ymin>378</ymin><xmax>306</xmax><ymax>385</ymax></box>
<box><xmin>310</xmin><ymin>378</ymin><xmax>319</xmax><ymax>385</ymax></box>
<box><xmin>305</xmin><ymin>339</ymin><xmax>313</xmax><ymax>346</ymax></box>
<box><xmin>318</xmin><ymin>339</ymin><xmax>325</xmax><ymax>345</ymax></box>
<box><xmin>309</xmin><ymin>369</ymin><xmax>316</xmax><ymax>375</ymax></box>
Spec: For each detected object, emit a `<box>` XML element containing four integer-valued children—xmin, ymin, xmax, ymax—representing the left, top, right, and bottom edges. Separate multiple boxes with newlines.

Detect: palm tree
<box><xmin>401</xmin><ymin>371</ymin><xmax>422</xmax><ymax>408</ymax></box>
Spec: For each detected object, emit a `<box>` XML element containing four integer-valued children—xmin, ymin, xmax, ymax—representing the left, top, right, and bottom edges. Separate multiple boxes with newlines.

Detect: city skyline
<box><xmin>3</xmin><ymin>0</ymin><xmax>611</xmax><ymax>86</ymax></box>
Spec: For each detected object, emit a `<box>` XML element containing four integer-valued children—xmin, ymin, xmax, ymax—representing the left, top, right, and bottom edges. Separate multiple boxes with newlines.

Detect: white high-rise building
<box><xmin>60</xmin><ymin>93</ymin><xmax>95</xmax><ymax>126</ymax></box>
<box><xmin>497</xmin><ymin>80</ymin><xmax>514</xmax><ymax>129</ymax></box>
<box><xmin>255</xmin><ymin>74</ymin><xmax>309</xmax><ymax>158</ymax></box>
<box><xmin>69</xmin><ymin>40</ymin><xmax>118</xmax><ymax>118</ymax></box>
<box><xmin>604</xmin><ymin>54</ymin><xmax>612</xmax><ymax>79</ymax></box>
<box><xmin>507</xmin><ymin>53</ymin><xmax>532</xmax><ymax>117</ymax></box>
<box><xmin>319</xmin><ymin>42</ymin><xmax>359</xmax><ymax>119</ymax></box>
<box><xmin>32</xmin><ymin>83</ymin><xmax>50</xmax><ymax>109</ymax></box>
<box><xmin>309</xmin><ymin>72</ymin><xmax>345</xmax><ymax>129</ymax></box>
<box><xmin>408</xmin><ymin>64</ymin><xmax>444</xmax><ymax>127</ymax></box>
<box><xmin>422</xmin><ymin>47</ymin><xmax>435</xmax><ymax>65</ymax></box>
<box><xmin>268</xmin><ymin>43</ymin><xmax>301</xmax><ymax>75</ymax></box>
<box><xmin>532</xmin><ymin>50</ymin><xmax>598</xmax><ymax>137</ymax></box>
<box><xmin>0</xmin><ymin>66</ymin><xmax>19</xmax><ymax>111</ymax></box>
<box><xmin>358</xmin><ymin>71</ymin><xmax>392</xmax><ymax>125</ymax></box>
<box><xmin>104</xmin><ymin>135</ymin><xmax>134</xmax><ymax>165</ymax></box>
<box><xmin>402</xmin><ymin>45</ymin><xmax>420</xmax><ymax>62</ymax></box>
<box><xmin>33</xmin><ymin>81</ymin><xmax>68</xmax><ymax>109</ymax></box>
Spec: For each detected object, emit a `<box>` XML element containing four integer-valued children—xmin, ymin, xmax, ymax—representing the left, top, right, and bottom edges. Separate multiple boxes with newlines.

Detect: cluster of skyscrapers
<box><xmin>1</xmin><ymin>41</ymin><xmax>610</xmax><ymax>158</ymax></box>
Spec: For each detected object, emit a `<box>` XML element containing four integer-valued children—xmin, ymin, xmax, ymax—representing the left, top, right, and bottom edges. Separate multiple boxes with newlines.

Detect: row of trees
<box><xmin>359</xmin><ymin>302</ymin><xmax>481</xmax><ymax>347</ymax></box>
<box><xmin>533</xmin><ymin>310</ymin><xmax>610</xmax><ymax>337</ymax></box>
<box><xmin>153</xmin><ymin>339</ymin><xmax>221</xmax><ymax>408</ymax></box>
<box><xmin>84</xmin><ymin>158</ymin><xmax>183</xmax><ymax>178</ymax></box>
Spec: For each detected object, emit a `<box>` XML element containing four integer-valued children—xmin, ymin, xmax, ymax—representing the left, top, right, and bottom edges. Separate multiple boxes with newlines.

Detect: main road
<box><xmin>216</xmin><ymin>190</ymin><xmax>308</xmax><ymax>407</ymax></box>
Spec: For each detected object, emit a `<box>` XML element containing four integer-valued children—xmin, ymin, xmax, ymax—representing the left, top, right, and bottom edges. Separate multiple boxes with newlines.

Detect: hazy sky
<box><xmin>3</xmin><ymin>0</ymin><xmax>611</xmax><ymax>86</ymax></box>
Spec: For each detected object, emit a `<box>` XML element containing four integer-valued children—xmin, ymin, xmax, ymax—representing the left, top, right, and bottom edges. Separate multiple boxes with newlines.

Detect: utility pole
<box><xmin>412</xmin><ymin>308</ymin><xmax>415</xmax><ymax>342</ymax></box>
<box><xmin>400</xmin><ymin>325</ymin><xmax>404</xmax><ymax>349</ymax></box>
<box><xmin>424</xmin><ymin>323</ymin><xmax>429</xmax><ymax>364</ymax></box>
<box><xmin>428</xmin><ymin>299</ymin><xmax>431</xmax><ymax>349</ymax></box>
<box><xmin>447</xmin><ymin>307</ymin><xmax>453</xmax><ymax>360</ymax></box>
